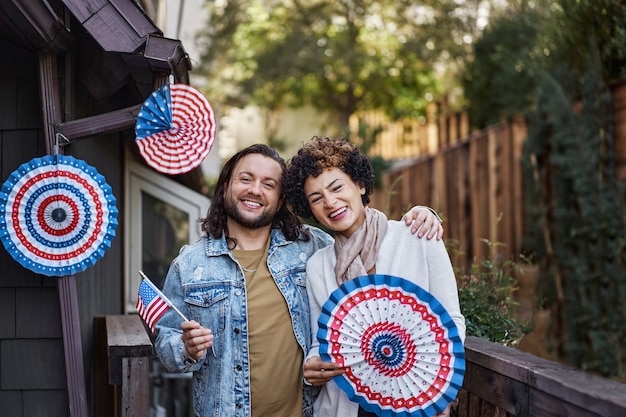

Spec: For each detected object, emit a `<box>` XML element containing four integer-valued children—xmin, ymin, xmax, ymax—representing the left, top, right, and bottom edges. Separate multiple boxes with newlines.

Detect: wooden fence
<box><xmin>370</xmin><ymin>78</ymin><xmax>626</xmax><ymax>271</ymax></box>
<box><xmin>370</xmin><ymin>117</ymin><xmax>527</xmax><ymax>270</ymax></box>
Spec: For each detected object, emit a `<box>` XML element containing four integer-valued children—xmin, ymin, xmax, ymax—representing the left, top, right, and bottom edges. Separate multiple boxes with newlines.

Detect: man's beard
<box><xmin>224</xmin><ymin>194</ymin><xmax>276</xmax><ymax>229</ymax></box>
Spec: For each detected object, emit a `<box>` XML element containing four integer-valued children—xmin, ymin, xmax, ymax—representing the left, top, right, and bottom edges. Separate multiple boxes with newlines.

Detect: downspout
<box><xmin>38</xmin><ymin>49</ymin><xmax>89</xmax><ymax>417</ymax></box>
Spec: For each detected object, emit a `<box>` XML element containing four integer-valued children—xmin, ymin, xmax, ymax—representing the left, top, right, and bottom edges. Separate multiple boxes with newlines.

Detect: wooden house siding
<box><xmin>1</xmin><ymin>1</ymin><xmax>195</xmax><ymax>415</ymax></box>
<box><xmin>72</xmin><ymin>134</ymin><xmax>125</xmax><ymax>416</ymax></box>
<box><xmin>1</xmin><ymin>39</ymin><xmax>68</xmax><ymax>417</ymax></box>
<box><xmin>0</xmin><ymin>38</ymin><xmax>125</xmax><ymax>417</ymax></box>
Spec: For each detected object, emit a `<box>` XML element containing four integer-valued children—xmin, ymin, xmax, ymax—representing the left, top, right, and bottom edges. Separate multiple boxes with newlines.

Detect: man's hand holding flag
<box><xmin>136</xmin><ymin>271</ymin><xmax>187</xmax><ymax>333</ymax></box>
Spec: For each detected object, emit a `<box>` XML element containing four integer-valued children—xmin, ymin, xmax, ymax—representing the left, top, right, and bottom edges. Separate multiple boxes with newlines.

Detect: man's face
<box><xmin>224</xmin><ymin>153</ymin><xmax>284</xmax><ymax>229</ymax></box>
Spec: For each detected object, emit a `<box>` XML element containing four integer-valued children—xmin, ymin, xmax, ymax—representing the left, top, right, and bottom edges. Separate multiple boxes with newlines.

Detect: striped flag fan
<box><xmin>135</xmin><ymin>83</ymin><xmax>216</xmax><ymax>175</ymax></box>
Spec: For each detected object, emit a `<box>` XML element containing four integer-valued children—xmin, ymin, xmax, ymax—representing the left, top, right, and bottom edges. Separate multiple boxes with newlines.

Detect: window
<box><xmin>124</xmin><ymin>156</ymin><xmax>210</xmax><ymax>312</ymax></box>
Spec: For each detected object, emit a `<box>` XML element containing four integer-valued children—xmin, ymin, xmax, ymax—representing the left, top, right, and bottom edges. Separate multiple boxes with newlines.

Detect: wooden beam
<box><xmin>38</xmin><ymin>49</ymin><xmax>89</xmax><ymax>417</ymax></box>
<box><xmin>57</xmin><ymin>277</ymin><xmax>90</xmax><ymax>417</ymax></box>
<box><xmin>106</xmin><ymin>315</ymin><xmax>153</xmax><ymax>385</ymax></box>
<box><xmin>0</xmin><ymin>0</ymin><xmax>72</xmax><ymax>52</ymax></box>
<box><xmin>39</xmin><ymin>50</ymin><xmax>63</xmax><ymax>153</ymax></box>
<box><xmin>464</xmin><ymin>336</ymin><xmax>626</xmax><ymax>416</ymax></box>
<box><xmin>54</xmin><ymin>73</ymin><xmax>174</xmax><ymax>145</ymax></box>
<box><xmin>55</xmin><ymin>104</ymin><xmax>141</xmax><ymax>144</ymax></box>
<box><xmin>121</xmin><ymin>357</ymin><xmax>150</xmax><ymax>417</ymax></box>
<box><xmin>62</xmin><ymin>0</ymin><xmax>159</xmax><ymax>53</ymax></box>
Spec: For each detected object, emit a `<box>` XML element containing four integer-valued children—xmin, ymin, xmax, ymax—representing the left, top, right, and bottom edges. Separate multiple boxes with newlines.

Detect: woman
<box><xmin>283</xmin><ymin>136</ymin><xmax>465</xmax><ymax>417</ymax></box>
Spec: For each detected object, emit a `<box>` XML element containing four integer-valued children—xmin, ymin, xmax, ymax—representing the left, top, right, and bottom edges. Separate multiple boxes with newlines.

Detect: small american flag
<box><xmin>136</xmin><ymin>277</ymin><xmax>171</xmax><ymax>333</ymax></box>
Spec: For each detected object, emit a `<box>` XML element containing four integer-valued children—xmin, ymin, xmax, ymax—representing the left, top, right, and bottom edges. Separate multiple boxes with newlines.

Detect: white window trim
<box><xmin>124</xmin><ymin>155</ymin><xmax>210</xmax><ymax>313</ymax></box>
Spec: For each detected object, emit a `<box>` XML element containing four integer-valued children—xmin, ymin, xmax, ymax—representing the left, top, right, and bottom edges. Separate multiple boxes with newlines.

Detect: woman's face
<box><xmin>304</xmin><ymin>167</ymin><xmax>366</xmax><ymax>238</ymax></box>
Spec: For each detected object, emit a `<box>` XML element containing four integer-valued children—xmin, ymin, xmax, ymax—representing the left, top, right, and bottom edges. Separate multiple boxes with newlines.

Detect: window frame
<box><xmin>124</xmin><ymin>155</ymin><xmax>210</xmax><ymax>312</ymax></box>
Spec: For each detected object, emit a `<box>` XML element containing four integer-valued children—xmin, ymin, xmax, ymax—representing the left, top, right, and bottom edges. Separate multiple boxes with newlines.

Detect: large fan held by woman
<box><xmin>317</xmin><ymin>274</ymin><xmax>465</xmax><ymax>417</ymax></box>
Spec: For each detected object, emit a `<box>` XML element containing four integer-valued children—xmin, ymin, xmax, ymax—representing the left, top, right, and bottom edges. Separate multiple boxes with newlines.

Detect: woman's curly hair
<box><xmin>284</xmin><ymin>136</ymin><xmax>374</xmax><ymax>219</ymax></box>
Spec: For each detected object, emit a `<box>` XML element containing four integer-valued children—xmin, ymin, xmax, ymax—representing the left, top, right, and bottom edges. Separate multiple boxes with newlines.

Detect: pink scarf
<box><xmin>333</xmin><ymin>207</ymin><xmax>388</xmax><ymax>285</ymax></box>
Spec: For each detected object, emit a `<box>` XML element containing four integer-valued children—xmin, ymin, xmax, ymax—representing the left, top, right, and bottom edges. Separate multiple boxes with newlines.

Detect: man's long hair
<box><xmin>201</xmin><ymin>144</ymin><xmax>306</xmax><ymax>246</ymax></box>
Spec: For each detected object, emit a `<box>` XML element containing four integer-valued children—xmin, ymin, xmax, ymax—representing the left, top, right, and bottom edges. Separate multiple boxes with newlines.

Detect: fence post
<box><xmin>105</xmin><ymin>315</ymin><xmax>154</xmax><ymax>417</ymax></box>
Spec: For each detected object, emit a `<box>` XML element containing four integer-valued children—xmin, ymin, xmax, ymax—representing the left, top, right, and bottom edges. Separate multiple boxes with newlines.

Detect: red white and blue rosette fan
<box><xmin>135</xmin><ymin>83</ymin><xmax>216</xmax><ymax>175</ymax></box>
<box><xmin>0</xmin><ymin>155</ymin><xmax>118</xmax><ymax>277</ymax></box>
<box><xmin>318</xmin><ymin>274</ymin><xmax>465</xmax><ymax>417</ymax></box>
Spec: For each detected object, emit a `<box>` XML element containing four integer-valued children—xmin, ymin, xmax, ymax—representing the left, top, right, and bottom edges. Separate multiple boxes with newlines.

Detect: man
<box><xmin>154</xmin><ymin>144</ymin><xmax>443</xmax><ymax>417</ymax></box>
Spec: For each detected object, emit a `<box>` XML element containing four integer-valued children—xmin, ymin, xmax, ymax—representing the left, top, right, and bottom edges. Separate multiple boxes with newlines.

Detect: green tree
<box><xmin>464</xmin><ymin>0</ymin><xmax>626</xmax><ymax>377</ymax></box>
<box><xmin>522</xmin><ymin>68</ymin><xmax>626</xmax><ymax>378</ymax></box>
<box><xmin>463</xmin><ymin>0</ymin><xmax>626</xmax><ymax>129</ymax></box>
<box><xmin>513</xmin><ymin>0</ymin><xmax>626</xmax><ymax>377</ymax></box>
<box><xmin>462</xmin><ymin>1</ymin><xmax>551</xmax><ymax>128</ymax></box>
<box><xmin>197</xmin><ymin>0</ymin><xmax>494</xmax><ymax>132</ymax></box>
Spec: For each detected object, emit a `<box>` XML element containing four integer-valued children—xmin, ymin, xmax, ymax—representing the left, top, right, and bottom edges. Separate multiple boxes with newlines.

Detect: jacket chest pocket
<box><xmin>184</xmin><ymin>283</ymin><xmax>231</xmax><ymax>356</ymax></box>
<box><xmin>184</xmin><ymin>282</ymin><xmax>232</xmax><ymax>357</ymax></box>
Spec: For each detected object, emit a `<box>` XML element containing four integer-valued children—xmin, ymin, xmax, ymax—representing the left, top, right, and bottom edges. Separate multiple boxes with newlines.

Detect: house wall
<box><xmin>0</xmin><ymin>39</ymin><xmax>68</xmax><ymax>417</ymax></box>
<box><xmin>71</xmin><ymin>136</ymin><xmax>125</xmax><ymax>417</ymax></box>
<box><xmin>0</xmin><ymin>38</ymin><xmax>125</xmax><ymax>417</ymax></box>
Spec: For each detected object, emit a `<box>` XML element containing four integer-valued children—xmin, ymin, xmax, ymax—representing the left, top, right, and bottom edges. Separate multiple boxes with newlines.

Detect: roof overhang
<box><xmin>0</xmin><ymin>0</ymin><xmax>204</xmax><ymax>189</ymax></box>
<box><xmin>0</xmin><ymin>0</ymin><xmax>192</xmax><ymax>91</ymax></box>
<box><xmin>0</xmin><ymin>0</ymin><xmax>72</xmax><ymax>52</ymax></box>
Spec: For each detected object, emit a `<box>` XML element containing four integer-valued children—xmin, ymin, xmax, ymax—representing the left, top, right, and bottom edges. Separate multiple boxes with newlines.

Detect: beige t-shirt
<box><xmin>233</xmin><ymin>246</ymin><xmax>303</xmax><ymax>417</ymax></box>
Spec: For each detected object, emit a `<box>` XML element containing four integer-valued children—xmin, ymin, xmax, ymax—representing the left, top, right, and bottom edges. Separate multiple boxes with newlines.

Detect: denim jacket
<box><xmin>154</xmin><ymin>225</ymin><xmax>333</xmax><ymax>417</ymax></box>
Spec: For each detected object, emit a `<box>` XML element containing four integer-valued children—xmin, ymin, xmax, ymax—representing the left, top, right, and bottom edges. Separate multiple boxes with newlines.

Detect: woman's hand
<box><xmin>304</xmin><ymin>356</ymin><xmax>344</xmax><ymax>386</ymax></box>
<box><xmin>433</xmin><ymin>403</ymin><xmax>452</xmax><ymax>417</ymax></box>
<box><xmin>181</xmin><ymin>320</ymin><xmax>214</xmax><ymax>360</ymax></box>
<box><xmin>434</xmin><ymin>399</ymin><xmax>459</xmax><ymax>417</ymax></box>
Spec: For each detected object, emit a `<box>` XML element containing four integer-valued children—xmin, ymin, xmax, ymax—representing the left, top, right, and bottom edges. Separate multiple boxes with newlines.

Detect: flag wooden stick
<box><xmin>139</xmin><ymin>270</ymin><xmax>189</xmax><ymax>322</ymax></box>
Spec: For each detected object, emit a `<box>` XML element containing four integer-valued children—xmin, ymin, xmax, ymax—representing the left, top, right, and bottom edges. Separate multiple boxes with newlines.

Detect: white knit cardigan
<box><xmin>305</xmin><ymin>220</ymin><xmax>466</xmax><ymax>417</ymax></box>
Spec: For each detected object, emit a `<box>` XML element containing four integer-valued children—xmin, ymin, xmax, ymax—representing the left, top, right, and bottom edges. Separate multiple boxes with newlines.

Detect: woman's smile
<box><xmin>329</xmin><ymin>207</ymin><xmax>347</xmax><ymax>219</ymax></box>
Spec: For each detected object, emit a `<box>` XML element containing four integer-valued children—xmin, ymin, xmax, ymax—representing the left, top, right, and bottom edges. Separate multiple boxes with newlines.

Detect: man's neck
<box><xmin>227</xmin><ymin>219</ymin><xmax>271</xmax><ymax>251</ymax></box>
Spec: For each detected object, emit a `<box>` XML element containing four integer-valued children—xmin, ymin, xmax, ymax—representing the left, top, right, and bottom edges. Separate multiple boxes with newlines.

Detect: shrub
<box><xmin>453</xmin><ymin>239</ymin><xmax>532</xmax><ymax>347</ymax></box>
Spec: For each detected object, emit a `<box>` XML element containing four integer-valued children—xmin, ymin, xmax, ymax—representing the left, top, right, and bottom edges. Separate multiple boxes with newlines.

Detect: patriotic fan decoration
<box><xmin>135</xmin><ymin>83</ymin><xmax>216</xmax><ymax>175</ymax></box>
<box><xmin>317</xmin><ymin>274</ymin><xmax>465</xmax><ymax>417</ymax></box>
<box><xmin>0</xmin><ymin>155</ymin><xmax>118</xmax><ymax>277</ymax></box>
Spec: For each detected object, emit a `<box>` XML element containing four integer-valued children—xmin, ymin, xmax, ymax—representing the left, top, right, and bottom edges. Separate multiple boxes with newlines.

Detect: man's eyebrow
<box><xmin>237</xmin><ymin>171</ymin><xmax>279</xmax><ymax>183</ymax></box>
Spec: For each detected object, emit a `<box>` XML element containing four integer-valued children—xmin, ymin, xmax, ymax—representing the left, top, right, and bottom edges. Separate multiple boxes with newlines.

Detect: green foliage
<box><xmin>197</xmin><ymin>0</ymin><xmax>488</xmax><ymax>128</ymax></box>
<box><xmin>453</xmin><ymin>239</ymin><xmax>532</xmax><ymax>347</ymax></box>
<box><xmin>267</xmin><ymin>135</ymin><xmax>287</xmax><ymax>152</ymax></box>
<box><xmin>352</xmin><ymin>119</ymin><xmax>390</xmax><ymax>188</ymax></box>
<box><xmin>549</xmin><ymin>0</ymin><xmax>626</xmax><ymax>81</ymax></box>
<box><xmin>462</xmin><ymin>2</ymin><xmax>550</xmax><ymax>128</ymax></box>
<box><xmin>520</xmin><ymin>60</ymin><xmax>626</xmax><ymax>377</ymax></box>
<box><xmin>463</xmin><ymin>0</ymin><xmax>626</xmax><ymax>376</ymax></box>
<box><xmin>464</xmin><ymin>0</ymin><xmax>626</xmax><ymax>129</ymax></box>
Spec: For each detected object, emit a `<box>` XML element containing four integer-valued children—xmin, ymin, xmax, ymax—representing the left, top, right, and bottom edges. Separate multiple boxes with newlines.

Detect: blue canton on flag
<box><xmin>135</xmin><ymin>84</ymin><xmax>173</xmax><ymax>139</ymax></box>
<box><xmin>136</xmin><ymin>279</ymin><xmax>170</xmax><ymax>333</ymax></box>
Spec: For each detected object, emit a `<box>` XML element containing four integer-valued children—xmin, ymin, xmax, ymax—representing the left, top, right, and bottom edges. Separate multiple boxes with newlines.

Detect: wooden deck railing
<box><xmin>458</xmin><ymin>336</ymin><xmax>626</xmax><ymax>416</ymax></box>
<box><xmin>96</xmin><ymin>315</ymin><xmax>153</xmax><ymax>417</ymax></box>
<box><xmin>97</xmin><ymin>315</ymin><xmax>626</xmax><ymax>417</ymax></box>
